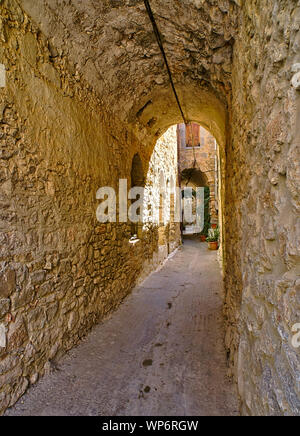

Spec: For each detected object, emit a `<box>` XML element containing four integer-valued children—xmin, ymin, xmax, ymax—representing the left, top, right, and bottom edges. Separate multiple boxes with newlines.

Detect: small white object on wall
<box><xmin>292</xmin><ymin>72</ymin><xmax>300</xmax><ymax>90</ymax></box>
<box><xmin>0</xmin><ymin>324</ymin><xmax>6</xmax><ymax>348</ymax></box>
<box><xmin>291</xmin><ymin>64</ymin><xmax>300</xmax><ymax>91</ymax></box>
<box><xmin>0</xmin><ymin>64</ymin><xmax>6</xmax><ymax>88</ymax></box>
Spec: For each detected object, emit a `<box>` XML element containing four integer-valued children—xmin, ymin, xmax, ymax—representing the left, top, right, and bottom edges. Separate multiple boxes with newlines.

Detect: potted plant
<box><xmin>206</xmin><ymin>228</ymin><xmax>220</xmax><ymax>250</ymax></box>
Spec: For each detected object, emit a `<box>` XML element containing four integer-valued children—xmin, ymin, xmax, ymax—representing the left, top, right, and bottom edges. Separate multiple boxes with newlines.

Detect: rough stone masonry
<box><xmin>0</xmin><ymin>0</ymin><xmax>299</xmax><ymax>416</ymax></box>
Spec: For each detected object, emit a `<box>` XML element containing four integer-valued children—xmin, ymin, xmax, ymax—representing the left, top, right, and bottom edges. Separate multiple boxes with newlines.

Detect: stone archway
<box><xmin>181</xmin><ymin>168</ymin><xmax>209</xmax><ymax>188</ymax></box>
<box><xmin>181</xmin><ymin>168</ymin><xmax>210</xmax><ymax>235</ymax></box>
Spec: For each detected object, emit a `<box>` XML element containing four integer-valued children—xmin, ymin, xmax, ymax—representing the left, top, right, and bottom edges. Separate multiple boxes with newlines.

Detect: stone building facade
<box><xmin>0</xmin><ymin>0</ymin><xmax>299</xmax><ymax>416</ymax></box>
<box><xmin>177</xmin><ymin>123</ymin><xmax>219</xmax><ymax>226</ymax></box>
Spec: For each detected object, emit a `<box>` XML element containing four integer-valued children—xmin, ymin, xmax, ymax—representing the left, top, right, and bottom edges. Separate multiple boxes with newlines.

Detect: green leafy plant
<box><xmin>206</xmin><ymin>227</ymin><xmax>220</xmax><ymax>243</ymax></box>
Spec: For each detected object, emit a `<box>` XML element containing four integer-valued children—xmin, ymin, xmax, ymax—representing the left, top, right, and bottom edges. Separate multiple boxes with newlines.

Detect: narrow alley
<box><xmin>6</xmin><ymin>239</ymin><xmax>238</xmax><ymax>417</ymax></box>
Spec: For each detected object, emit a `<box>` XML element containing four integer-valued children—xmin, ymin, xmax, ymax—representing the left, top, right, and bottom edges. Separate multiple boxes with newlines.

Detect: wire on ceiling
<box><xmin>143</xmin><ymin>0</ymin><xmax>188</xmax><ymax>126</ymax></box>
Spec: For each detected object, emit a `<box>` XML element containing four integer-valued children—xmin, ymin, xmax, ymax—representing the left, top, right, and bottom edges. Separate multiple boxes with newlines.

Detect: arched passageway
<box><xmin>0</xmin><ymin>0</ymin><xmax>299</xmax><ymax>416</ymax></box>
<box><xmin>181</xmin><ymin>168</ymin><xmax>209</xmax><ymax>188</ymax></box>
<box><xmin>181</xmin><ymin>168</ymin><xmax>210</xmax><ymax>236</ymax></box>
<box><xmin>179</xmin><ymin>123</ymin><xmax>220</xmax><ymax>235</ymax></box>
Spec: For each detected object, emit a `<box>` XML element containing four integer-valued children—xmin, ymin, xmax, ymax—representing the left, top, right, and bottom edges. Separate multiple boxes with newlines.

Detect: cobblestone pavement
<box><xmin>7</xmin><ymin>239</ymin><xmax>239</xmax><ymax>416</ymax></box>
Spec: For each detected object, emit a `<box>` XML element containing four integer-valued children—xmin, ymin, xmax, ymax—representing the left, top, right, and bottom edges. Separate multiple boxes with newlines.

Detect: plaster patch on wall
<box><xmin>0</xmin><ymin>324</ymin><xmax>6</xmax><ymax>348</ymax></box>
<box><xmin>0</xmin><ymin>64</ymin><xmax>6</xmax><ymax>88</ymax></box>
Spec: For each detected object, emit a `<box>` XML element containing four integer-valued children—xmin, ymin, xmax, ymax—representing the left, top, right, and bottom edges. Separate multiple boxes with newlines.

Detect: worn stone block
<box><xmin>0</xmin><ymin>299</ymin><xmax>10</xmax><ymax>319</ymax></box>
<box><xmin>0</xmin><ymin>268</ymin><xmax>16</xmax><ymax>299</ymax></box>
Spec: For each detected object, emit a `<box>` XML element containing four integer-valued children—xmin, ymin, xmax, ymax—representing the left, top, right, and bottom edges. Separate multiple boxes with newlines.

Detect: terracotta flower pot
<box><xmin>200</xmin><ymin>235</ymin><xmax>207</xmax><ymax>242</ymax></box>
<box><xmin>208</xmin><ymin>241</ymin><xmax>218</xmax><ymax>250</ymax></box>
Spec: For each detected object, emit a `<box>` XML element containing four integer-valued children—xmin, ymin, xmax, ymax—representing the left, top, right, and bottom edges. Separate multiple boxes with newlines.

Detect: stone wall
<box><xmin>143</xmin><ymin>126</ymin><xmax>180</xmax><ymax>254</ymax></box>
<box><xmin>0</xmin><ymin>1</ymin><xmax>180</xmax><ymax>413</ymax></box>
<box><xmin>225</xmin><ymin>0</ymin><xmax>300</xmax><ymax>416</ymax></box>
<box><xmin>1</xmin><ymin>0</ymin><xmax>299</xmax><ymax>417</ymax></box>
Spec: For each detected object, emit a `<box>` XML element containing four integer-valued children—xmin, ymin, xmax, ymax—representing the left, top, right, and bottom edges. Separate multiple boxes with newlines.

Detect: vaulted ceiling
<box><xmin>19</xmin><ymin>0</ymin><xmax>240</xmax><ymax>143</ymax></box>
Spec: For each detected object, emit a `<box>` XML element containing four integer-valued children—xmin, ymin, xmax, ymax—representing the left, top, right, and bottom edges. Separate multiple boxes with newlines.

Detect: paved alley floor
<box><xmin>6</xmin><ymin>239</ymin><xmax>239</xmax><ymax>416</ymax></box>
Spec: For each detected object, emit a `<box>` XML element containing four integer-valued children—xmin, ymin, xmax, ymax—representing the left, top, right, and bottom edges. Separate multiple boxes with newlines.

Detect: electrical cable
<box><xmin>143</xmin><ymin>0</ymin><xmax>188</xmax><ymax>125</ymax></box>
